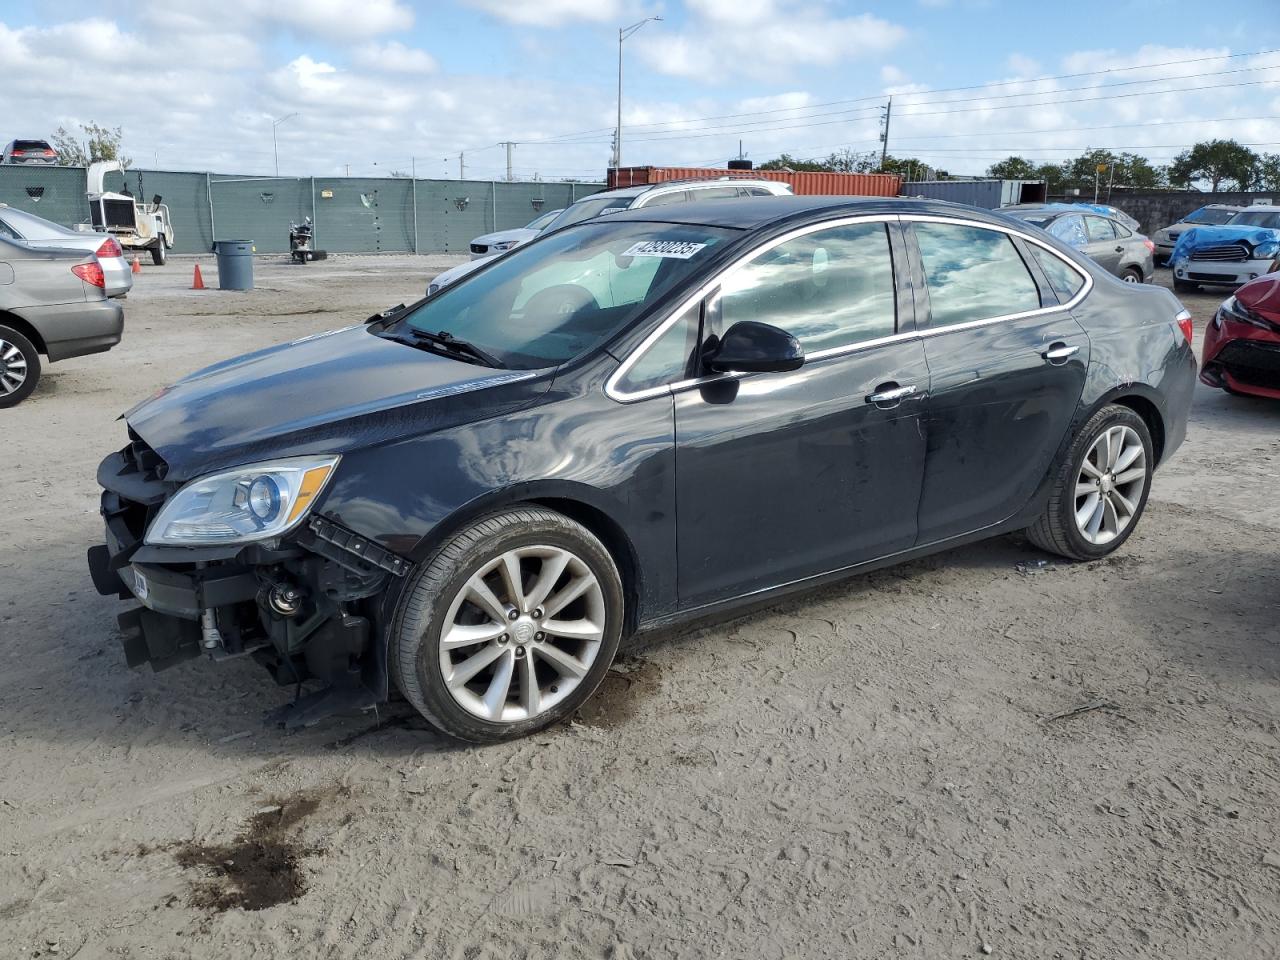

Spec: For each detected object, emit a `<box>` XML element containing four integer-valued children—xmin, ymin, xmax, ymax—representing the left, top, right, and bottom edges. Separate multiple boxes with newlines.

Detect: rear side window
<box><xmin>640</xmin><ymin>190</ymin><xmax>689</xmax><ymax>207</ymax></box>
<box><xmin>1047</xmin><ymin>215</ymin><xmax>1087</xmax><ymax>248</ymax></box>
<box><xmin>1085</xmin><ymin>216</ymin><xmax>1116</xmax><ymax>241</ymax></box>
<box><xmin>744</xmin><ymin>187</ymin><xmax>774</xmax><ymax>197</ymax></box>
<box><xmin>688</xmin><ymin>186</ymin><xmax>741</xmax><ymax>200</ymax></box>
<box><xmin>616</xmin><ymin>302</ymin><xmax>700</xmax><ymax>393</ymax></box>
<box><xmin>913</xmin><ymin>222</ymin><xmax>1041</xmax><ymax>327</ymax></box>
<box><xmin>1029</xmin><ymin>246</ymin><xmax>1085</xmax><ymax>303</ymax></box>
<box><xmin>718</xmin><ymin>222</ymin><xmax>897</xmax><ymax>352</ymax></box>
<box><xmin>0</xmin><ymin>217</ymin><xmax>19</xmax><ymax>240</ymax></box>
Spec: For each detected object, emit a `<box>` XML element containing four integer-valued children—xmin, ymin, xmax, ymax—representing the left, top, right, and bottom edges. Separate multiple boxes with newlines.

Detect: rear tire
<box><xmin>1026</xmin><ymin>404</ymin><xmax>1154</xmax><ymax>561</ymax></box>
<box><xmin>1121</xmin><ymin>267</ymin><xmax>1143</xmax><ymax>283</ymax></box>
<box><xmin>389</xmin><ymin>506</ymin><xmax>625</xmax><ymax>743</ymax></box>
<box><xmin>0</xmin><ymin>325</ymin><xmax>41</xmax><ymax>408</ymax></box>
<box><xmin>151</xmin><ymin>239</ymin><xmax>167</xmax><ymax>266</ymax></box>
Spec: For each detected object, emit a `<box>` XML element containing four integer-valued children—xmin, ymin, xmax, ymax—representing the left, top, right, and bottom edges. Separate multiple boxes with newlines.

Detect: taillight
<box><xmin>1175</xmin><ymin>308</ymin><xmax>1193</xmax><ymax>344</ymax></box>
<box><xmin>43</xmin><ymin>149</ymin><xmax>55</xmax><ymax>157</ymax></box>
<box><xmin>95</xmin><ymin>236</ymin><xmax>123</xmax><ymax>259</ymax></box>
<box><xmin>11</xmin><ymin>149</ymin><xmax>23</xmax><ymax>156</ymax></box>
<box><xmin>72</xmin><ymin>262</ymin><xmax>106</xmax><ymax>288</ymax></box>
<box><xmin>1143</xmin><ymin>239</ymin><xmax>1155</xmax><ymax>253</ymax></box>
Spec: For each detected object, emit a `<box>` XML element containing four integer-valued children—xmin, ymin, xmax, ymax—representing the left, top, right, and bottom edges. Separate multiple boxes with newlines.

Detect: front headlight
<box><xmin>491</xmin><ymin>240</ymin><xmax>519</xmax><ymax>252</ymax></box>
<box><xmin>1253</xmin><ymin>240</ymin><xmax>1279</xmax><ymax>260</ymax></box>
<box><xmin>145</xmin><ymin>456</ymin><xmax>340</xmax><ymax>546</ymax></box>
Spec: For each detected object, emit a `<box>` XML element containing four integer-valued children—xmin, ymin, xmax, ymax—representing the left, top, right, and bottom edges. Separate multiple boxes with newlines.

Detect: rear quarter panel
<box><xmin>1071</xmin><ymin>274</ymin><xmax>1196</xmax><ymax>464</ymax></box>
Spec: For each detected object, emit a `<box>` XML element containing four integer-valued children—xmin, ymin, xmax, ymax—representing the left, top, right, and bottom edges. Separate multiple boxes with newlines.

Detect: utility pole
<box><xmin>459</xmin><ymin>151</ymin><xmax>465</xmax><ymax>180</ymax></box>
<box><xmin>272</xmin><ymin>113</ymin><xmax>297</xmax><ymax>177</ymax></box>
<box><xmin>879</xmin><ymin>98</ymin><xmax>892</xmax><ymax>170</ymax></box>
<box><xmin>614</xmin><ymin>16</ymin><xmax>662</xmax><ymax>170</ymax></box>
<box><xmin>500</xmin><ymin>141</ymin><xmax>515</xmax><ymax>181</ymax></box>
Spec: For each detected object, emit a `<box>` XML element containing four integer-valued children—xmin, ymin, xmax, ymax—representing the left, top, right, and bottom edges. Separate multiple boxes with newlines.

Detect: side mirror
<box><xmin>704</xmin><ymin>320</ymin><xmax>804</xmax><ymax>374</ymax></box>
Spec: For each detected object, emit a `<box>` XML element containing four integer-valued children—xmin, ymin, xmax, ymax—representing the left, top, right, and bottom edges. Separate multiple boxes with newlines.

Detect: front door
<box><xmin>671</xmin><ymin>219</ymin><xmax>930</xmax><ymax>608</ymax></box>
<box><xmin>907</xmin><ymin>219</ymin><xmax>1090</xmax><ymax>543</ymax></box>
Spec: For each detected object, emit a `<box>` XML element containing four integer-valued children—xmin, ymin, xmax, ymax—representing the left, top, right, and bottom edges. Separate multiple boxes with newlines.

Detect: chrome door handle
<box><xmin>1041</xmin><ymin>343</ymin><xmax>1080</xmax><ymax>363</ymax></box>
<box><xmin>866</xmin><ymin>384</ymin><xmax>917</xmax><ymax>405</ymax></box>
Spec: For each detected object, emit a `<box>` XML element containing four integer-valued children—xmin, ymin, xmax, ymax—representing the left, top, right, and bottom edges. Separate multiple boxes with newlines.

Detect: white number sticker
<box><xmin>622</xmin><ymin>240</ymin><xmax>707</xmax><ymax>260</ymax></box>
<box><xmin>131</xmin><ymin>567</ymin><xmax>150</xmax><ymax>601</ymax></box>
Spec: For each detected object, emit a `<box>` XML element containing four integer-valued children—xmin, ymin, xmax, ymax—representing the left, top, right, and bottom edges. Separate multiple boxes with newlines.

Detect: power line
<box><xmin>518</xmin><ymin>46</ymin><xmax>1280</xmax><ymax>145</ymax></box>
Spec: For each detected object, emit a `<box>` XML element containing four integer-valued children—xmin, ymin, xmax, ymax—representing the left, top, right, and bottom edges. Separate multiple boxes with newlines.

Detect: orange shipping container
<box><xmin>606</xmin><ymin>166</ymin><xmax>901</xmax><ymax>197</ymax></box>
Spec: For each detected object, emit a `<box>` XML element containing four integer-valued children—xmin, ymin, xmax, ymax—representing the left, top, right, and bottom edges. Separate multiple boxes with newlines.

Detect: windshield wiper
<box><xmin>402</xmin><ymin>329</ymin><xmax>503</xmax><ymax>368</ymax></box>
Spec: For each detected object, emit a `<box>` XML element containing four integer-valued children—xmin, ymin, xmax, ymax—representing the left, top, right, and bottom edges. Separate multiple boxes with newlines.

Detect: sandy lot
<box><xmin>1</xmin><ymin>255</ymin><xmax>1277</xmax><ymax>959</ymax></box>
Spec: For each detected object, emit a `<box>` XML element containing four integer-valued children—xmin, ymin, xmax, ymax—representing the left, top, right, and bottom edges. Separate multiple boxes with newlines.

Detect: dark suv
<box><xmin>90</xmin><ymin>197</ymin><xmax>1196</xmax><ymax>742</ymax></box>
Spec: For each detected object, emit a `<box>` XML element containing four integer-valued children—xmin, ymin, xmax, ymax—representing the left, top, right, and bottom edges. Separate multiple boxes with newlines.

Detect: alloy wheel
<box><xmin>1074</xmin><ymin>424</ymin><xmax>1146</xmax><ymax>545</ymax></box>
<box><xmin>438</xmin><ymin>545</ymin><xmax>606</xmax><ymax>723</ymax></box>
<box><xmin>0</xmin><ymin>339</ymin><xmax>28</xmax><ymax>396</ymax></box>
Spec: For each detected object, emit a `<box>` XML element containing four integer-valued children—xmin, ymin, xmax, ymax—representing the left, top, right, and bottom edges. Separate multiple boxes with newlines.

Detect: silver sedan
<box><xmin>0</xmin><ymin>204</ymin><xmax>133</xmax><ymax>298</ymax></box>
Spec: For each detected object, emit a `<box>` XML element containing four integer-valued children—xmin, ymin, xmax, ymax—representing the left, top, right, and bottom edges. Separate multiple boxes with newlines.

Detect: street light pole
<box><xmin>614</xmin><ymin>16</ymin><xmax>661</xmax><ymax>172</ymax></box>
<box><xmin>272</xmin><ymin>113</ymin><xmax>298</xmax><ymax>177</ymax></box>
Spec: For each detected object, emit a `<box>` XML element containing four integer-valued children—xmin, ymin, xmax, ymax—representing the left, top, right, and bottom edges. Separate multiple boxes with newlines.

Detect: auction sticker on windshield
<box><xmin>622</xmin><ymin>240</ymin><xmax>707</xmax><ymax>259</ymax></box>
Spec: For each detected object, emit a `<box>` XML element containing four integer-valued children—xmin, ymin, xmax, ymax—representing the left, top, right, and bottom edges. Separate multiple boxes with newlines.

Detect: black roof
<box><xmin>604</xmin><ymin>194</ymin><xmax>1018</xmax><ymax>231</ymax></box>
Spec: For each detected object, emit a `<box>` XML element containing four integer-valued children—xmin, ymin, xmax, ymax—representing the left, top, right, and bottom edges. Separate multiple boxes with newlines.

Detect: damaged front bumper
<box><xmin>88</xmin><ymin>435</ymin><xmax>411</xmax><ymax>726</ymax></box>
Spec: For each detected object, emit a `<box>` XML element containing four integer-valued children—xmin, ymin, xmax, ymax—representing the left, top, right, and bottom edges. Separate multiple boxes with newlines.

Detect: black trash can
<box><xmin>214</xmin><ymin>240</ymin><xmax>254</xmax><ymax>290</ymax></box>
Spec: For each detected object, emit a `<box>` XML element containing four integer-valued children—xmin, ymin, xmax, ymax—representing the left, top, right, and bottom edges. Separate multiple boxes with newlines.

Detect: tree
<box><xmin>51</xmin><ymin>123</ymin><xmax>130</xmax><ymax>168</ymax></box>
<box><xmin>757</xmin><ymin>153</ymin><xmax>832</xmax><ymax>172</ymax></box>
<box><xmin>1257</xmin><ymin>153</ymin><xmax>1280</xmax><ymax>192</ymax></box>
<box><xmin>987</xmin><ymin>156</ymin><xmax>1039</xmax><ymax>180</ymax></box>
<box><xmin>1168</xmin><ymin>139</ymin><xmax>1258</xmax><ymax>192</ymax></box>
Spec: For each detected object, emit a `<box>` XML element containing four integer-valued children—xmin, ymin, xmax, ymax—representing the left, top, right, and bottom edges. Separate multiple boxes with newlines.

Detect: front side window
<box><xmin>687</xmin><ymin>186</ymin><xmax>740</xmax><ymax>201</ymax></box>
<box><xmin>716</xmin><ymin>222</ymin><xmax>897</xmax><ymax>353</ymax></box>
<box><xmin>913</xmin><ymin>222</ymin><xmax>1041</xmax><ymax>328</ymax></box>
<box><xmin>615</xmin><ymin>302</ymin><xmax>701</xmax><ymax>394</ymax></box>
<box><xmin>544</xmin><ymin>195</ymin><xmax>635</xmax><ymax>230</ymax></box>
<box><xmin>397</xmin><ymin>221</ymin><xmax>733</xmax><ymax>369</ymax></box>
<box><xmin>1047</xmin><ymin>215</ymin><xmax>1087</xmax><ymax>248</ymax></box>
<box><xmin>1029</xmin><ymin>245</ymin><xmax>1085</xmax><ymax>303</ymax></box>
<box><xmin>639</xmin><ymin>190</ymin><xmax>689</xmax><ymax>207</ymax></box>
<box><xmin>1085</xmin><ymin>216</ymin><xmax>1116</xmax><ymax>242</ymax></box>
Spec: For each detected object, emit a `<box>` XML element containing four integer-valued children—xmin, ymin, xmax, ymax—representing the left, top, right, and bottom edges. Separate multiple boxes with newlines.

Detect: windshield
<box><xmin>394</xmin><ymin>220</ymin><xmax>734</xmax><ymax>369</ymax></box>
<box><xmin>1227</xmin><ymin>210</ymin><xmax>1280</xmax><ymax>229</ymax></box>
<box><xmin>543</xmin><ymin>195</ymin><xmax>636</xmax><ymax>231</ymax></box>
<box><xmin>1185</xmin><ymin>207</ymin><xmax>1238</xmax><ymax>225</ymax></box>
<box><xmin>525</xmin><ymin>209</ymin><xmax>562</xmax><ymax>231</ymax></box>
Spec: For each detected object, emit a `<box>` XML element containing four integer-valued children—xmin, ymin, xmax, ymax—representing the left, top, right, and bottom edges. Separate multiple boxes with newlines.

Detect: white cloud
<box><xmin>1006</xmin><ymin>53</ymin><xmax>1040</xmax><ymax>77</ymax></box>
<box><xmin>637</xmin><ymin>0</ymin><xmax>906</xmax><ymax>82</ymax></box>
<box><xmin>353</xmin><ymin>40</ymin><xmax>438</xmax><ymax>73</ymax></box>
<box><xmin>249</xmin><ymin>0</ymin><xmax>413</xmax><ymax>39</ymax></box>
<box><xmin>463</xmin><ymin>0</ymin><xmax>626</xmax><ymax>26</ymax></box>
<box><xmin>881</xmin><ymin>64</ymin><xmax>910</xmax><ymax>85</ymax></box>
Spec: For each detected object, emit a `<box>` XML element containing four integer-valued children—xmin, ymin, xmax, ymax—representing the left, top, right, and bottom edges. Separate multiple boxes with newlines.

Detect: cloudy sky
<box><xmin>1</xmin><ymin>0</ymin><xmax>1278</xmax><ymax>182</ymax></box>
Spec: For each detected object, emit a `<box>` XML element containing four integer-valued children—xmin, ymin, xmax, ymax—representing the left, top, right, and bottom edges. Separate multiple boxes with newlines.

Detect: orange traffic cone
<box><xmin>130</xmin><ymin>255</ymin><xmax>141</xmax><ymax>274</ymax></box>
<box><xmin>192</xmin><ymin>264</ymin><xmax>205</xmax><ymax>290</ymax></box>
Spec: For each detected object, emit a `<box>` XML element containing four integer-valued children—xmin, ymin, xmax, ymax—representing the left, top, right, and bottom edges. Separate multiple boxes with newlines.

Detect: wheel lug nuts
<box><xmin>515</xmin><ymin>645</ymin><xmax>526</xmax><ymax>657</ymax></box>
<box><xmin>534</xmin><ymin>632</ymin><xmax>544</xmax><ymax>642</ymax></box>
<box><xmin>532</xmin><ymin>608</ymin><xmax>543</xmax><ymax>620</ymax></box>
<box><xmin>498</xmin><ymin>634</ymin><xmax>508</xmax><ymax>644</ymax></box>
<box><xmin>507</xmin><ymin>609</ymin><xmax>519</xmax><ymax>621</ymax></box>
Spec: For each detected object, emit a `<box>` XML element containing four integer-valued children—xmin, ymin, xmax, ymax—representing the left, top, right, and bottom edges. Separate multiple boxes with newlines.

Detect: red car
<box><xmin>1200</xmin><ymin>273</ymin><xmax>1280</xmax><ymax>399</ymax></box>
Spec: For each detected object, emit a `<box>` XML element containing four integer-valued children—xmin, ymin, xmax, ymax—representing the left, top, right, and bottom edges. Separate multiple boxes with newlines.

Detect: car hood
<box><xmin>124</xmin><ymin>324</ymin><xmax>547</xmax><ymax>479</ymax></box>
<box><xmin>473</xmin><ymin>227</ymin><xmax>537</xmax><ymax>246</ymax></box>
<box><xmin>1236</xmin><ymin>273</ymin><xmax>1280</xmax><ymax>320</ymax></box>
<box><xmin>1171</xmin><ymin>225</ymin><xmax>1280</xmax><ymax>261</ymax></box>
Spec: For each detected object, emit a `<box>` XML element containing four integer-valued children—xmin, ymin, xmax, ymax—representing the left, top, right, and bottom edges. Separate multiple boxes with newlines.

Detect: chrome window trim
<box><xmin>604</xmin><ymin>212</ymin><xmax>1093</xmax><ymax>403</ymax></box>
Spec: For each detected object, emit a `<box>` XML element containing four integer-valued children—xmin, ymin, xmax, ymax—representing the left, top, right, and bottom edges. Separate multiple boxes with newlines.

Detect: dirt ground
<box><xmin>1</xmin><ymin>255</ymin><xmax>1276</xmax><ymax>959</ymax></box>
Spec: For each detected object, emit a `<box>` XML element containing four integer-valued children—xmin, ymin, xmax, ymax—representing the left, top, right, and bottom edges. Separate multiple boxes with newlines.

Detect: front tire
<box><xmin>151</xmin><ymin>238</ymin><xmax>167</xmax><ymax>266</ymax></box>
<box><xmin>0</xmin><ymin>325</ymin><xmax>40</xmax><ymax>408</ymax></box>
<box><xmin>390</xmin><ymin>507</ymin><xmax>625</xmax><ymax>743</ymax></box>
<box><xmin>1027</xmin><ymin>404</ymin><xmax>1154</xmax><ymax>560</ymax></box>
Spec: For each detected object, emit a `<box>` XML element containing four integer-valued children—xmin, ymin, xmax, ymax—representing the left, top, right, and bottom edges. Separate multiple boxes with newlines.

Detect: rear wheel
<box><xmin>1121</xmin><ymin>267</ymin><xmax>1142</xmax><ymax>283</ymax></box>
<box><xmin>0</xmin><ymin>325</ymin><xmax>40</xmax><ymax>408</ymax></box>
<box><xmin>390</xmin><ymin>507</ymin><xmax>625</xmax><ymax>743</ymax></box>
<box><xmin>1026</xmin><ymin>404</ymin><xmax>1154</xmax><ymax>560</ymax></box>
<box><xmin>151</xmin><ymin>238</ymin><xmax>167</xmax><ymax>266</ymax></box>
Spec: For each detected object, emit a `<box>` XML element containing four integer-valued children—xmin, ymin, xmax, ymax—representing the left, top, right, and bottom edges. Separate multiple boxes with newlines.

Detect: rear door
<box><xmin>669</xmin><ymin>218</ymin><xmax>930</xmax><ymax>607</ymax></box>
<box><xmin>1082</xmin><ymin>216</ymin><xmax>1123</xmax><ymax>275</ymax></box>
<box><xmin>907</xmin><ymin>218</ymin><xmax>1090</xmax><ymax>544</ymax></box>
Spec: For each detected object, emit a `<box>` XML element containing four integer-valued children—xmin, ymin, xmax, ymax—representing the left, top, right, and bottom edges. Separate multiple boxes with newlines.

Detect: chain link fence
<box><xmin>0</xmin><ymin>166</ymin><xmax>602</xmax><ymax>255</ymax></box>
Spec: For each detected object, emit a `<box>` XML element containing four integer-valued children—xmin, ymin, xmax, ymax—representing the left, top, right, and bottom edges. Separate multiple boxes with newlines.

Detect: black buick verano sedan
<box><xmin>89</xmin><ymin>197</ymin><xmax>1197</xmax><ymax>742</ymax></box>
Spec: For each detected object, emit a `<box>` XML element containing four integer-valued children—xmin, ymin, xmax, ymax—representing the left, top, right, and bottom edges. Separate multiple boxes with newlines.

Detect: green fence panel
<box><xmin>0</xmin><ymin>166</ymin><xmax>91</xmax><ymax>232</ymax></box>
<box><xmin>0</xmin><ymin>165</ymin><xmax>601</xmax><ymax>255</ymax></box>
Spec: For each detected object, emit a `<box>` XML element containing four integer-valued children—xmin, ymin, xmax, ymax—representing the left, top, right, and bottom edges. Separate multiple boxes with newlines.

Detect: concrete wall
<box><xmin>1050</xmin><ymin>190</ymin><xmax>1276</xmax><ymax>236</ymax></box>
<box><xmin>0</xmin><ymin>166</ymin><xmax>602</xmax><ymax>255</ymax></box>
